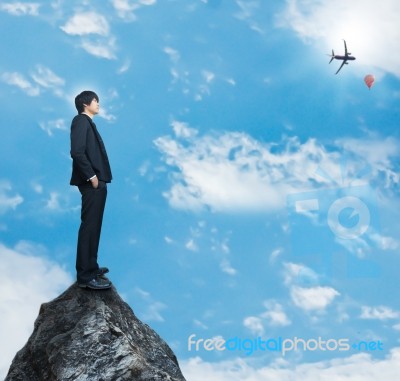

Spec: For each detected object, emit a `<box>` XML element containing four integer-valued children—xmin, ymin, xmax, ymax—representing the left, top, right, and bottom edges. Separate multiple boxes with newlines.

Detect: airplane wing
<box><xmin>335</xmin><ymin>60</ymin><xmax>347</xmax><ymax>75</ymax></box>
<box><xmin>343</xmin><ymin>39</ymin><xmax>348</xmax><ymax>55</ymax></box>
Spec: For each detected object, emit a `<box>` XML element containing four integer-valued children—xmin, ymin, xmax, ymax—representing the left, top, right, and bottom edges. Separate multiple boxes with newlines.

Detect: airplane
<box><xmin>328</xmin><ymin>40</ymin><xmax>356</xmax><ymax>74</ymax></box>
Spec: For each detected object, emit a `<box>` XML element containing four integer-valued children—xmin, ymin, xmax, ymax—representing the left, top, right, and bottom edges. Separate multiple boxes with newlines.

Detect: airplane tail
<box><xmin>328</xmin><ymin>49</ymin><xmax>335</xmax><ymax>64</ymax></box>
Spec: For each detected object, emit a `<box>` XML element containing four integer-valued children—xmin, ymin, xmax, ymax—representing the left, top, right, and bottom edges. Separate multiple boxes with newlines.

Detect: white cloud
<box><xmin>283</xmin><ymin>263</ymin><xmax>340</xmax><ymax>313</ymax></box>
<box><xmin>98</xmin><ymin>104</ymin><xmax>117</xmax><ymax>120</ymax></box>
<box><xmin>393</xmin><ymin>323</ymin><xmax>400</xmax><ymax>331</ymax></box>
<box><xmin>40</xmin><ymin>190</ymin><xmax>75</xmax><ymax>213</ymax></box>
<box><xmin>31</xmin><ymin>65</ymin><xmax>64</xmax><ymax>87</ymax></box>
<box><xmin>193</xmin><ymin>319</ymin><xmax>208</xmax><ymax>330</ymax></box>
<box><xmin>277</xmin><ymin>0</ymin><xmax>400</xmax><ymax>76</ymax></box>
<box><xmin>194</xmin><ymin>71</ymin><xmax>215</xmax><ymax>101</ymax></box>
<box><xmin>283</xmin><ymin>262</ymin><xmax>319</xmax><ymax>287</ymax></box>
<box><xmin>260</xmin><ymin>300</ymin><xmax>291</xmax><ymax>327</ymax></box>
<box><xmin>163</xmin><ymin>48</ymin><xmax>214</xmax><ymax>99</ymax></box>
<box><xmin>337</xmin><ymin>135</ymin><xmax>400</xmax><ymax>187</ymax></box>
<box><xmin>60</xmin><ymin>12</ymin><xmax>117</xmax><ymax>59</ymax></box>
<box><xmin>117</xmin><ymin>59</ymin><xmax>131</xmax><ymax>74</ymax></box>
<box><xmin>210</xmin><ymin>233</ymin><xmax>236</xmax><ymax>276</ymax></box>
<box><xmin>186</xmin><ymin>239</ymin><xmax>198</xmax><ymax>252</ymax></box>
<box><xmin>0</xmin><ymin>181</ymin><xmax>23</xmax><ymax>214</ymax></box>
<box><xmin>112</xmin><ymin>0</ymin><xmax>156</xmax><ymax>20</ymax></box>
<box><xmin>0</xmin><ymin>2</ymin><xmax>40</xmax><ymax>16</ymax></box>
<box><xmin>45</xmin><ymin>192</ymin><xmax>62</xmax><ymax>210</ymax></box>
<box><xmin>171</xmin><ymin>120</ymin><xmax>198</xmax><ymax>139</ymax></box>
<box><xmin>202</xmin><ymin>70</ymin><xmax>215</xmax><ymax>83</ymax></box>
<box><xmin>360</xmin><ymin>306</ymin><xmax>399</xmax><ymax>320</ymax></box>
<box><xmin>60</xmin><ymin>12</ymin><xmax>110</xmax><ymax>36</ymax></box>
<box><xmin>220</xmin><ymin>258</ymin><xmax>237</xmax><ymax>276</ymax></box>
<box><xmin>1</xmin><ymin>66</ymin><xmax>65</xmax><ymax>97</ymax></box>
<box><xmin>142</xmin><ymin>301</ymin><xmax>167</xmax><ymax>322</ymax></box>
<box><xmin>181</xmin><ymin>348</ymin><xmax>400</xmax><ymax>381</ymax></box>
<box><xmin>235</xmin><ymin>0</ymin><xmax>265</xmax><ymax>35</ymax></box>
<box><xmin>269</xmin><ymin>248</ymin><xmax>283</xmax><ymax>263</ymax></box>
<box><xmin>155</xmin><ymin>124</ymin><xmax>399</xmax><ymax>213</ymax></box>
<box><xmin>0</xmin><ymin>242</ymin><xmax>72</xmax><ymax>379</ymax></box>
<box><xmin>112</xmin><ymin>0</ymin><xmax>139</xmax><ymax>20</ymax></box>
<box><xmin>31</xmin><ymin>181</ymin><xmax>43</xmax><ymax>194</ymax></box>
<box><xmin>164</xmin><ymin>46</ymin><xmax>181</xmax><ymax>63</ymax></box>
<box><xmin>370</xmin><ymin>233</ymin><xmax>399</xmax><ymax>250</ymax></box>
<box><xmin>133</xmin><ymin>287</ymin><xmax>167</xmax><ymax>322</ymax></box>
<box><xmin>81</xmin><ymin>37</ymin><xmax>117</xmax><ymax>60</ymax></box>
<box><xmin>243</xmin><ymin>300</ymin><xmax>291</xmax><ymax>336</ymax></box>
<box><xmin>31</xmin><ymin>65</ymin><xmax>65</xmax><ymax>95</ymax></box>
<box><xmin>155</xmin><ymin>129</ymin><xmax>320</xmax><ymax>212</ymax></box>
<box><xmin>1</xmin><ymin>72</ymin><xmax>40</xmax><ymax>96</ymax></box>
<box><xmin>243</xmin><ymin>316</ymin><xmax>264</xmax><ymax>336</ymax></box>
<box><xmin>39</xmin><ymin>119</ymin><xmax>67</xmax><ymax>136</ymax></box>
<box><xmin>138</xmin><ymin>161</ymin><xmax>150</xmax><ymax>177</ymax></box>
<box><xmin>290</xmin><ymin>285</ymin><xmax>340</xmax><ymax>312</ymax></box>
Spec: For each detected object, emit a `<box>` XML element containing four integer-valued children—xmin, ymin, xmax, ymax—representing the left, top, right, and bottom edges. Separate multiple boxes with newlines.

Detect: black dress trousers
<box><xmin>76</xmin><ymin>181</ymin><xmax>107</xmax><ymax>283</ymax></box>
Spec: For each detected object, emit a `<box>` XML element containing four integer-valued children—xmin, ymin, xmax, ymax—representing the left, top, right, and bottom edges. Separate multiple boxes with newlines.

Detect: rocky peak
<box><xmin>5</xmin><ymin>283</ymin><xmax>186</xmax><ymax>381</ymax></box>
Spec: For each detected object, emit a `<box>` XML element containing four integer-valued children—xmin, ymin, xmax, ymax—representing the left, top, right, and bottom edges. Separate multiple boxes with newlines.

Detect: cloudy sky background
<box><xmin>1</xmin><ymin>0</ymin><xmax>400</xmax><ymax>379</ymax></box>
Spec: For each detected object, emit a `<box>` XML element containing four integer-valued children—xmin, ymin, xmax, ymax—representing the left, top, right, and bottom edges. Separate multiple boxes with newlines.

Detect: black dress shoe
<box><xmin>97</xmin><ymin>267</ymin><xmax>109</xmax><ymax>275</ymax></box>
<box><xmin>97</xmin><ymin>267</ymin><xmax>110</xmax><ymax>281</ymax></box>
<box><xmin>78</xmin><ymin>276</ymin><xmax>112</xmax><ymax>290</ymax></box>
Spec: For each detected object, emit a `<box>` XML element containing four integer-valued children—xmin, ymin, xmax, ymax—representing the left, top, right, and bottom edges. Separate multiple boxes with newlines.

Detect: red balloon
<box><xmin>364</xmin><ymin>74</ymin><xmax>375</xmax><ymax>89</ymax></box>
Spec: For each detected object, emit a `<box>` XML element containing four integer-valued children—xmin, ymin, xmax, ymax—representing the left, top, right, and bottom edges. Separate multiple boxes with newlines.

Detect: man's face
<box><xmin>84</xmin><ymin>98</ymin><xmax>99</xmax><ymax>117</ymax></box>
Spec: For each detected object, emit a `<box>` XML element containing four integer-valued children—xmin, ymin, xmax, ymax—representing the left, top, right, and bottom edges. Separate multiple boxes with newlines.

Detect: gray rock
<box><xmin>5</xmin><ymin>283</ymin><xmax>186</xmax><ymax>381</ymax></box>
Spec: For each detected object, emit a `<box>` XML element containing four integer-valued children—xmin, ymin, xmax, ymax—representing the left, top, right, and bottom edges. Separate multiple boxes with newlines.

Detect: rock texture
<box><xmin>5</xmin><ymin>284</ymin><xmax>186</xmax><ymax>381</ymax></box>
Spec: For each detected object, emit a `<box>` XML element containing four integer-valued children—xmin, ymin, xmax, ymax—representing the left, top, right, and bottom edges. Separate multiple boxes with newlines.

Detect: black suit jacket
<box><xmin>70</xmin><ymin>114</ymin><xmax>112</xmax><ymax>186</ymax></box>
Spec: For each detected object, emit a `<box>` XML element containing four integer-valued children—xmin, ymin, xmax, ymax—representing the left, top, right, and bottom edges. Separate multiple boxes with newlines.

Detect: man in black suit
<box><xmin>70</xmin><ymin>90</ymin><xmax>112</xmax><ymax>290</ymax></box>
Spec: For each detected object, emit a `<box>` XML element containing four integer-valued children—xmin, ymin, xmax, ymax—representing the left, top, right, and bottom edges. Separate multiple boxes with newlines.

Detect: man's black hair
<box><xmin>74</xmin><ymin>90</ymin><xmax>99</xmax><ymax>113</ymax></box>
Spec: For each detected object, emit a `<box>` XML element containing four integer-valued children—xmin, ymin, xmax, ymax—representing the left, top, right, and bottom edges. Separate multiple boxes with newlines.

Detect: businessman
<box><xmin>70</xmin><ymin>90</ymin><xmax>112</xmax><ymax>290</ymax></box>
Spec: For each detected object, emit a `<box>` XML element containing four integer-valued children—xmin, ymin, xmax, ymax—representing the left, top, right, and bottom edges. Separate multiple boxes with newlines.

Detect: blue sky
<box><xmin>1</xmin><ymin>0</ymin><xmax>400</xmax><ymax>379</ymax></box>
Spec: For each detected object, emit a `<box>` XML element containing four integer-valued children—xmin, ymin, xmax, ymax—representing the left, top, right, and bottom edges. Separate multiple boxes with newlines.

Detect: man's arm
<box><xmin>90</xmin><ymin>175</ymin><xmax>99</xmax><ymax>188</ymax></box>
<box><xmin>70</xmin><ymin>116</ymin><xmax>97</xmax><ymax>182</ymax></box>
